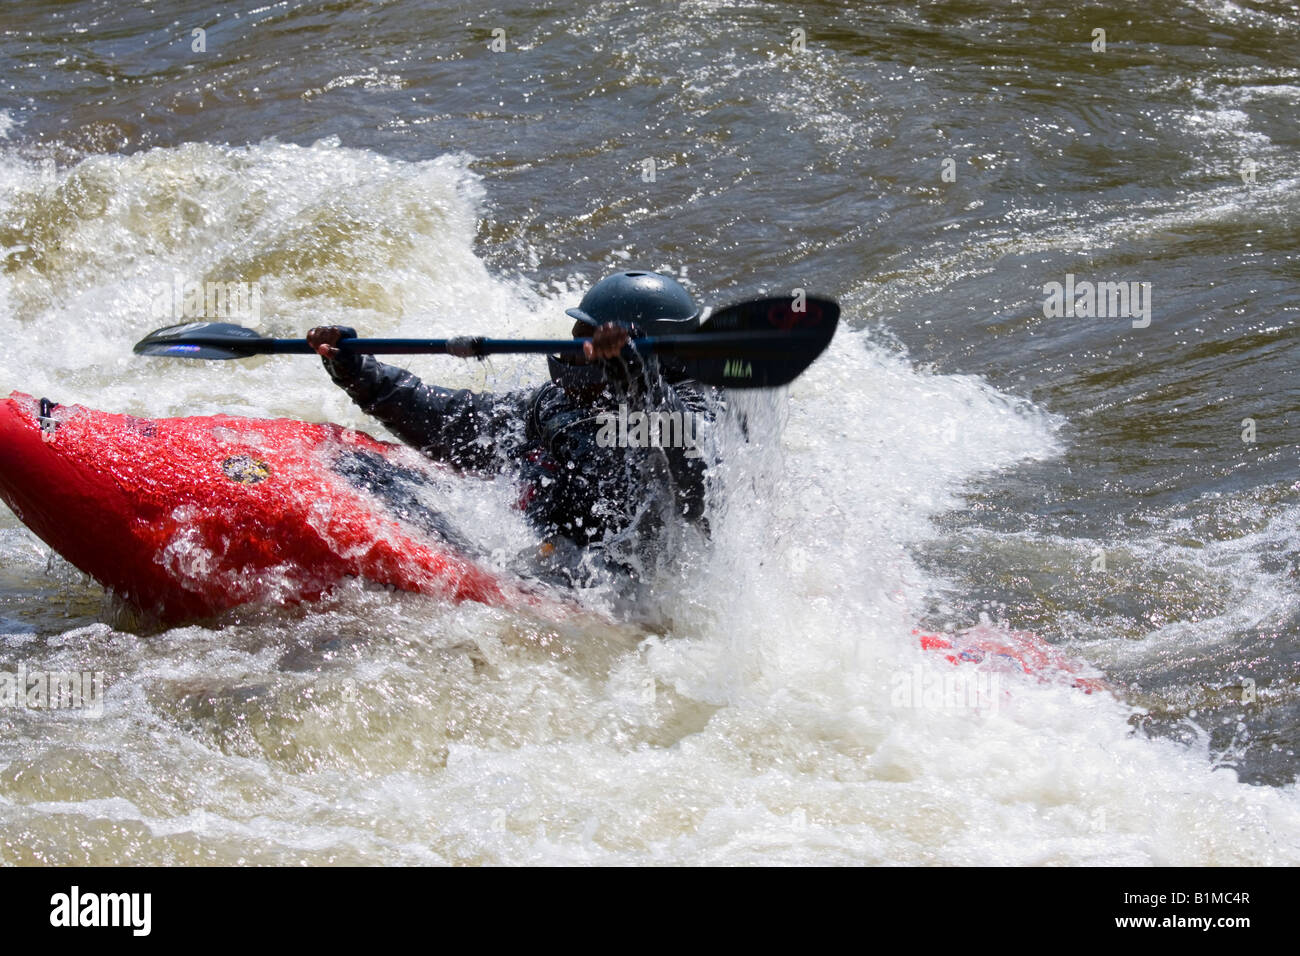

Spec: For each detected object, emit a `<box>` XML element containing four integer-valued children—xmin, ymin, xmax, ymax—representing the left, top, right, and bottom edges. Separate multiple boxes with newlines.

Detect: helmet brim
<box><xmin>565</xmin><ymin>307</ymin><xmax>702</xmax><ymax>332</ymax></box>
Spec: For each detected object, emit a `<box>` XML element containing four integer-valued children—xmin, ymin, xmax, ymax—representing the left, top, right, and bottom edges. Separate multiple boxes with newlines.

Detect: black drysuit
<box><xmin>322</xmin><ymin>344</ymin><xmax>714</xmax><ymax>584</ymax></box>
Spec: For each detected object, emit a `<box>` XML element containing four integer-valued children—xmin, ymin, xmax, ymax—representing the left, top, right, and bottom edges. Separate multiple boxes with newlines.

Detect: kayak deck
<box><xmin>0</xmin><ymin>391</ymin><xmax>551</xmax><ymax>624</ymax></box>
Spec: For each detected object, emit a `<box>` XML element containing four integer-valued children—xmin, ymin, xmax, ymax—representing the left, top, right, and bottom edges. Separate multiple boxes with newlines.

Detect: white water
<box><xmin>1</xmin><ymin>141</ymin><xmax>1298</xmax><ymax>864</ymax></box>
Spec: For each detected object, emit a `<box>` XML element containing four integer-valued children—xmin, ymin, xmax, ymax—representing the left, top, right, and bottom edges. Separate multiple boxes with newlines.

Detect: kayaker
<box><xmin>307</xmin><ymin>271</ymin><xmax>715</xmax><ymax>586</ymax></box>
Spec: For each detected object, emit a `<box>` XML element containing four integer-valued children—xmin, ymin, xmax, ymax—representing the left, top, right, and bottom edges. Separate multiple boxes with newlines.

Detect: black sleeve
<box><xmin>322</xmin><ymin>347</ymin><xmax>528</xmax><ymax>474</ymax></box>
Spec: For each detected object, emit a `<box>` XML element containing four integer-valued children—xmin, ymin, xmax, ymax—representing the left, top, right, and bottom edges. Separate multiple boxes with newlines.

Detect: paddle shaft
<box><xmin>132</xmin><ymin>295</ymin><xmax>840</xmax><ymax>387</ymax></box>
<box><xmin>163</xmin><ymin>330</ymin><xmax>824</xmax><ymax>359</ymax></box>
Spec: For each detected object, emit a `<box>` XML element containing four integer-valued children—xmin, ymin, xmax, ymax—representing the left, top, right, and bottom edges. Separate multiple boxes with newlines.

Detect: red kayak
<box><xmin>916</xmin><ymin>626</ymin><xmax>1105</xmax><ymax>694</ymax></box>
<box><xmin>0</xmin><ymin>391</ymin><xmax>549</xmax><ymax>624</ymax></box>
<box><xmin>0</xmin><ymin>390</ymin><xmax>1107</xmax><ymax>692</ymax></box>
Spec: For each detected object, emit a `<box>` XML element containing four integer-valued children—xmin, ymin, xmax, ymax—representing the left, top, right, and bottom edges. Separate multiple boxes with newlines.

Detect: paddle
<box><xmin>133</xmin><ymin>295</ymin><xmax>839</xmax><ymax>388</ymax></box>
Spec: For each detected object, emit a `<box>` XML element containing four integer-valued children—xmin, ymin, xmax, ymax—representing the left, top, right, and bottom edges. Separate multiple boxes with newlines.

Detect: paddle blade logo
<box><xmin>723</xmin><ymin>359</ymin><xmax>753</xmax><ymax>380</ymax></box>
<box><xmin>221</xmin><ymin>455</ymin><xmax>271</xmax><ymax>484</ymax></box>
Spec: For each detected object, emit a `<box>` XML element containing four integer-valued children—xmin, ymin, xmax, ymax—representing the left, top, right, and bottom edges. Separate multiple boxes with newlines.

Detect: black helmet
<box><xmin>565</xmin><ymin>271</ymin><xmax>700</xmax><ymax>335</ymax></box>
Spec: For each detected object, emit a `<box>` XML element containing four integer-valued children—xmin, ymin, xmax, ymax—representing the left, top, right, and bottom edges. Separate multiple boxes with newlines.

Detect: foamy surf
<box><xmin>0</xmin><ymin>136</ymin><xmax>1297</xmax><ymax>865</ymax></box>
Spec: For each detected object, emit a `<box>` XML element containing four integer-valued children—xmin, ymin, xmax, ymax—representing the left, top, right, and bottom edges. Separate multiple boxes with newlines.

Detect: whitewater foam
<box><xmin>0</xmin><ymin>140</ymin><xmax>1297</xmax><ymax>864</ymax></box>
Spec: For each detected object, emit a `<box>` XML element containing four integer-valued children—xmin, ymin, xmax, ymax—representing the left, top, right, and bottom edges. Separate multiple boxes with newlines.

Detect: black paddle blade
<box><xmin>683</xmin><ymin>295</ymin><xmax>839</xmax><ymax>388</ymax></box>
<box><xmin>133</xmin><ymin>322</ymin><xmax>268</xmax><ymax>360</ymax></box>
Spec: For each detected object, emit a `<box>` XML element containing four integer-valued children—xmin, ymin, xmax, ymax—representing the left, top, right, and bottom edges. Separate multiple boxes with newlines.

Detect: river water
<box><xmin>0</xmin><ymin>0</ymin><xmax>1297</xmax><ymax>863</ymax></box>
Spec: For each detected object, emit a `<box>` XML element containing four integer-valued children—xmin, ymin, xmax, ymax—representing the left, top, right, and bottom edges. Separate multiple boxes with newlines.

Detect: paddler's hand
<box><xmin>583</xmin><ymin>323</ymin><xmax>631</xmax><ymax>361</ymax></box>
<box><xmin>307</xmin><ymin>326</ymin><xmax>355</xmax><ymax>359</ymax></box>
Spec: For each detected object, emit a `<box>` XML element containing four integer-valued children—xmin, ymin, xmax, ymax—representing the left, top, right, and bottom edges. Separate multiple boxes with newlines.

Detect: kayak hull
<box><xmin>0</xmin><ymin>392</ymin><xmax>536</xmax><ymax>624</ymax></box>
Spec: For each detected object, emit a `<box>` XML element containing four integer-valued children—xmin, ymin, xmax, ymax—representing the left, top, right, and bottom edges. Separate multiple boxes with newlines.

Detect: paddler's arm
<box><xmin>307</xmin><ymin>326</ymin><xmax>525</xmax><ymax>473</ymax></box>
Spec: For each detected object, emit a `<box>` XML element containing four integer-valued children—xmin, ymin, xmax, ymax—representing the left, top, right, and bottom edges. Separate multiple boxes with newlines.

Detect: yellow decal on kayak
<box><xmin>221</xmin><ymin>455</ymin><xmax>271</xmax><ymax>484</ymax></box>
